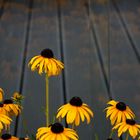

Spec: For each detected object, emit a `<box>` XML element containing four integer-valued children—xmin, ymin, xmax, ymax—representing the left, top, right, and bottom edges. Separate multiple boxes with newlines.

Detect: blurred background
<box><xmin>0</xmin><ymin>0</ymin><xmax>140</xmax><ymax>139</ymax></box>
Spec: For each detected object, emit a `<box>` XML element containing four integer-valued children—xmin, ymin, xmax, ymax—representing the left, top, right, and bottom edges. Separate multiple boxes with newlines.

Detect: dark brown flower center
<box><xmin>41</xmin><ymin>49</ymin><xmax>54</xmax><ymax>58</ymax></box>
<box><xmin>1</xmin><ymin>134</ymin><xmax>12</xmax><ymax>139</ymax></box>
<box><xmin>126</xmin><ymin>119</ymin><xmax>136</xmax><ymax>125</ymax></box>
<box><xmin>0</xmin><ymin>103</ymin><xmax>3</xmax><ymax>107</ymax></box>
<box><xmin>70</xmin><ymin>96</ymin><xmax>83</xmax><ymax>107</ymax></box>
<box><xmin>3</xmin><ymin>99</ymin><xmax>13</xmax><ymax>104</ymax></box>
<box><xmin>107</xmin><ymin>139</ymin><xmax>113</xmax><ymax>140</ymax></box>
<box><xmin>51</xmin><ymin>123</ymin><xmax>64</xmax><ymax>133</ymax></box>
<box><xmin>116</xmin><ymin>102</ymin><xmax>126</xmax><ymax>111</ymax></box>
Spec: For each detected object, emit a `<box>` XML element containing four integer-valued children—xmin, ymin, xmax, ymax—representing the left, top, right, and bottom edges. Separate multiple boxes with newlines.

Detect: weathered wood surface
<box><xmin>16</xmin><ymin>0</ymin><xmax>65</xmax><ymax>137</ymax></box>
<box><xmin>0</xmin><ymin>0</ymin><xmax>139</xmax><ymax>140</ymax></box>
<box><xmin>0</xmin><ymin>0</ymin><xmax>29</xmax><ymax>134</ymax></box>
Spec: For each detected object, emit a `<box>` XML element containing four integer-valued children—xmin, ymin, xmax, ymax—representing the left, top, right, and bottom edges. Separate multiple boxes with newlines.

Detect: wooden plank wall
<box><xmin>0</xmin><ymin>0</ymin><xmax>140</xmax><ymax>140</ymax></box>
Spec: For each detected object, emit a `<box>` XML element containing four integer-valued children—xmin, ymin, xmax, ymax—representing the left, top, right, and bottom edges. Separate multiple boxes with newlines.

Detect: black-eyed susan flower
<box><xmin>3</xmin><ymin>99</ymin><xmax>21</xmax><ymax>116</ymax></box>
<box><xmin>113</xmin><ymin>119</ymin><xmax>140</xmax><ymax>139</ymax></box>
<box><xmin>11</xmin><ymin>92</ymin><xmax>24</xmax><ymax>105</ymax></box>
<box><xmin>28</xmin><ymin>48</ymin><xmax>64</xmax><ymax>76</ymax></box>
<box><xmin>36</xmin><ymin>123</ymin><xmax>78</xmax><ymax>140</ymax></box>
<box><xmin>0</xmin><ymin>114</ymin><xmax>12</xmax><ymax>130</ymax></box>
<box><xmin>0</xmin><ymin>134</ymin><xmax>29</xmax><ymax>140</ymax></box>
<box><xmin>56</xmin><ymin>96</ymin><xmax>94</xmax><ymax>126</ymax></box>
<box><xmin>0</xmin><ymin>88</ymin><xmax>4</xmax><ymax>102</ymax></box>
<box><xmin>11</xmin><ymin>92</ymin><xmax>23</xmax><ymax>101</ymax></box>
<box><xmin>0</xmin><ymin>134</ymin><xmax>19</xmax><ymax>140</ymax></box>
<box><xmin>105</xmin><ymin>100</ymin><xmax>135</xmax><ymax>125</ymax></box>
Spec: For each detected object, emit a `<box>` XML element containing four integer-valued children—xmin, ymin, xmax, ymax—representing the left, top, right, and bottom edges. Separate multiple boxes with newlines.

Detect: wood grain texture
<box><xmin>0</xmin><ymin>0</ymin><xmax>29</xmax><ymax>134</ymax></box>
<box><xmin>59</xmin><ymin>0</ymin><xmax>110</xmax><ymax>139</ymax></box>
<box><xmin>110</xmin><ymin>0</ymin><xmax>140</xmax><ymax>127</ymax></box>
<box><xmin>0</xmin><ymin>0</ymin><xmax>139</xmax><ymax>140</ymax></box>
<box><xmin>17</xmin><ymin>0</ymin><xmax>65</xmax><ymax>137</ymax></box>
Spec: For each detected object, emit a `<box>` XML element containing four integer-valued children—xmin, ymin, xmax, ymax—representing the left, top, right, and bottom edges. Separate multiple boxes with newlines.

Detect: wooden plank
<box><xmin>0</xmin><ymin>0</ymin><xmax>29</xmax><ymax>135</ymax></box>
<box><xmin>0</xmin><ymin>0</ymin><xmax>5</xmax><ymax>18</ymax></box>
<box><xmin>17</xmin><ymin>0</ymin><xmax>64</xmax><ymax>137</ymax></box>
<box><xmin>59</xmin><ymin>1</ymin><xmax>110</xmax><ymax>139</ymax></box>
<box><xmin>90</xmin><ymin>1</ymin><xmax>140</xmax><ymax>139</ymax></box>
<box><xmin>110</xmin><ymin>0</ymin><xmax>140</xmax><ymax>122</ymax></box>
<box><xmin>112</xmin><ymin>0</ymin><xmax>140</xmax><ymax>63</ymax></box>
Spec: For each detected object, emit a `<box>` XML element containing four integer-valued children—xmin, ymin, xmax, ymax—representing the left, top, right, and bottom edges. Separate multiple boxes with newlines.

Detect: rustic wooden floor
<box><xmin>0</xmin><ymin>0</ymin><xmax>140</xmax><ymax>139</ymax></box>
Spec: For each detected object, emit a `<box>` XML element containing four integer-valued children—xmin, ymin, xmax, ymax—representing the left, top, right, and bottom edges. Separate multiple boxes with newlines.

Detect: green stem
<box><xmin>72</xmin><ymin>123</ymin><xmax>75</xmax><ymax>130</ymax></box>
<box><xmin>125</xmin><ymin>132</ymin><xmax>129</xmax><ymax>140</ymax></box>
<box><xmin>95</xmin><ymin>133</ymin><xmax>99</xmax><ymax>140</ymax></box>
<box><xmin>109</xmin><ymin>130</ymin><xmax>114</xmax><ymax>138</ymax></box>
<box><xmin>46</xmin><ymin>74</ymin><xmax>49</xmax><ymax>126</ymax></box>
<box><xmin>5</xmin><ymin>125</ymin><xmax>11</xmax><ymax>134</ymax></box>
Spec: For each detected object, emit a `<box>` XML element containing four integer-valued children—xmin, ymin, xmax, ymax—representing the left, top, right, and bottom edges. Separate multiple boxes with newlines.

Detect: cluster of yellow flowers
<box><xmin>1</xmin><ymin>48</ymin><xmax>139</xmax><ymax>140</ymax></box>
<box><xmin>28</xmin><ymin>48</ymin><xmax>94</xmax><ymax>140</ymax></box>
<box><xmin>25</xmin><ymin>48</ymin><xmax>140</xmax><ymax>140</ymax></box>
<box><xmin>0</xmin><ymin>88</ymin><xmax>27</xmax><ymax>139</ymax></box>
<box><xmin>105</xmin><ymin>100</ymin><xmax>140</xmax><ymax>139</ymax></box>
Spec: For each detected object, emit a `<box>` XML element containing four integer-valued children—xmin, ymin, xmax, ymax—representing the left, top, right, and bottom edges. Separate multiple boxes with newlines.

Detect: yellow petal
<box><xmin>82</xmin><ymin>106</ymin><xmax>93</xmax><ymax>117</ymax></box>
<box><xmin>39</xmin><ymin>59</ymin><xmax>45</xmax><ymax>74</ymax></box>
<box><xmin>107</xmin><ymin>100</ymin><xmax>117</xmax><ymax>106</ymax></box>
<box><xmin>66</xmin><ymin>108</ymin><xmax>77</xmax><ymax>124</ymax></box>
<box><xmin>129</xmin><ymin>126</ymin><xmax>134</xmax><ymax>138</ymax></box>
<box><xmin>61</xmin><ymin>134</ymin><xmax>69</xmax><ymax>140</ymax></box>
<box><xmin>29</xmin><ymin>56</ymin><xmax>40</xmax><ymax>65</ymax></box>
<box><xmin>52</xmin><ymin>58</ymin><xmax>64</xmax><ymax>69</ymax></box>
<box><xmin>0</xmin><ymin>88</ymin><xmax>4</xmax><ymax>102</ymax></box>
<box><xmin>118</xmin><ymin>123</ymin><xmax>126</xmax><ymax>133</ymax></box>
<box><xmin>78</xmin><ymin>108</ymin><xmax>85</xmax><ymax>122</ymax></box>
<box><xmin>110</xmin><ymin>109</ymin><xmax>118</xmax><ymax>121</ymax></box>
<box><xmin>112</xmin><ymin>123</ymin><xmax>122</xmax><ymax>130</ymax></box>
<box><xmin>106</xmin><ymin>107</ymin><xmax>116</xmax><ymax>118</ymax></box>
<box><xmin>45</xmin><ymin>133</ymin><xmax>54</xmax><ymax>140</ymax></box>
<box><xmin>0</xmin><ymin>122</ymin><xmax>3</xmax><ymax>129</ymax></box>
<box><xmin>80</xmin><ymin>107</ymin><xmax>91</xmax><ymax>124</ymax></box>
<box><xmin>75</xmin><ymin>112</ymin><xmax>80</xmax><ymax>126</ymax></box>
<box><xmin>116</xmin><ymin>111</ymin><xmax>122</xmax><ymax>124</ymax></box>
<box><xmin>124</xmin><ymin>111</ymin><xmax>131</xmax><ymax>119</ymax></box>
<box><xmin>56</xmin><ymin>134</ymin><xmax>61</xmax><ymax>140</ymax></box>
<box><xmin>31</xmin><ymin>57</ymin><xmax>43</xmax><ymax>71</ymax></box>
<box><xmin>64</xmin><ymin>131</ymin><xmax>78</xmax><ymax>140</ymax></box>
<box><xmin>56</xmin><ymin>104</ymin><xmax>70</xmax><ymax>118</ymax></box>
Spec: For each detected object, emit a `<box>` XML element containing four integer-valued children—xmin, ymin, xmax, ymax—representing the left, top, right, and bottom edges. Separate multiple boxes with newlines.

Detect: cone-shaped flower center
<box><xmin>0</xmin><ymin>103</ymin><xmax>3</xmax><ymax>107</ymax></box>
<box><xmin>1</xmin><ymin>134</ymin><xmax>12</xmax><ymax>139</ymax></box>
<box><xmin>126</xmin><ymin>119</ymin><xmax>136</xmax><ymax>125</ymax></box>
<box><xmin>116</xmin><ymin>102</ymin><xmax>126</xmax><ymax>111</ymax></box>
<box><xmin>3</xmin><ymin>99</ymin><xmax>13</xmax><ymax>104</ymax></box>
<box><xmin>41</xmin><ymin>49</ymin><xmax>54</xmax><ymax>58</ymax></box>
<box><xmin>51</xmin><ymin>123</ymin><xmax>64</xmax><ymax>133</ymax></box>
<box><xmin>70</xmin><ymin>96</ymin><xmax>83</xmax><ymax>107</ymax></box>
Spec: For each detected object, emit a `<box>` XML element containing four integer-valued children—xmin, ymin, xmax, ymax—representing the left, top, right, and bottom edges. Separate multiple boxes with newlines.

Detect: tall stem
<box><xmin>46</xmin><ymin>74</ymin><xmax>49</xmax><ymax>126</ymax></box>
<box><xmin>72</xmin><ymin>123</ymin><xmax>75</xmax><ymax>130</ymax></box>
<box><xmin>125</xmin><ymin>132</ymin><xmax>129</xmax><ymax>140</ymax></box>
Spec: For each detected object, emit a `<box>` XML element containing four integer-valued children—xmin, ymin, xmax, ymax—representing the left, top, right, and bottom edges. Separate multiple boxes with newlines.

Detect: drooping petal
<box><xmin>82</xmin><ymin>106</ymin><xmax>93</xmax><ymax>117</ymax></box>
<box><xmin>31</xmin><ymin>57</ymin><xmax>43</xmax><ymax>71</ymax></box>
<box><xmin>107</xmin><ymin>100</ymin><xmax>117</xmax><ymax>106</ymax></box>
<box><xmin>75</xmin><ymin>112</ymin><xmax>80</xmax><ymax>126</ymax></box>
<box><xmin>66</xmin><ymin>108</ymin><xmax>77</xmax><ymax>124</ymax></box>
<box><xmin>78</xmin><ymin>108</ymin><xmax>85</xmax><ymax>122</ymax></box>
<box><xmin>80</xmin><ymin>107</ymin><xmax>91</xmax><ymax>124</ymax></box>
